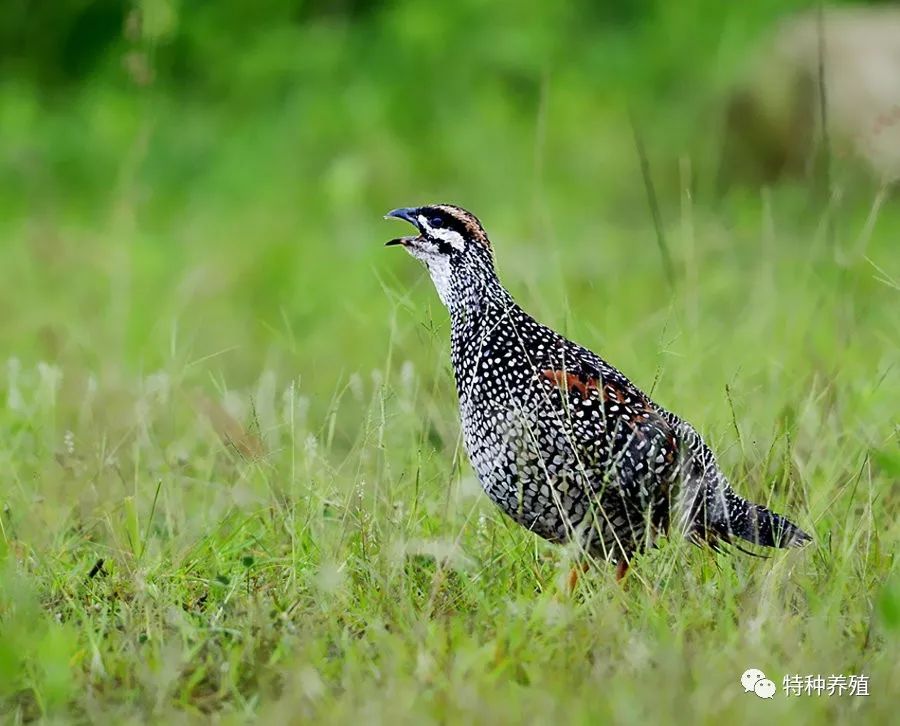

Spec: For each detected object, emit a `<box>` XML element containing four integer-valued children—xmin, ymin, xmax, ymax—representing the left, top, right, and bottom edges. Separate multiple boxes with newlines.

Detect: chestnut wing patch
<box><xmin>539</xmin><ymin>369</ymin><xmax>631</xmax><ymax>410</ymax></box>
<box><xmin>540</xmin><ymin>367</ymin><xmax>678</xmax><ymax>459</ymax></box>
<box><xmin>540</xmin><ymin>369</ymin><xmax>599</xmax><ymax>399</ymax></box>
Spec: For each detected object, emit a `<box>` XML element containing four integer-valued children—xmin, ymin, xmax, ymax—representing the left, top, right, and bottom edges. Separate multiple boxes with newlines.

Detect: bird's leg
<box><xmin>566</xmin><ymin>561</ymin><xmax>591</xmax><ymax>594</ymax></box>
<box><xmin>566</xmin><ymin>567</ymin><xmax>579</xmax><ymax>593</ymax></box>
<box><xmin>615</xmin><ymin>558</ymin><xmax>629</xmax><ymax>582</ymax></box>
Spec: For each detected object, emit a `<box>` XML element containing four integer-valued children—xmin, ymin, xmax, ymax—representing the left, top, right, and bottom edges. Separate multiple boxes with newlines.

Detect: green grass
<box><xmin>1</xmin><ymin>173</ymin><xmax>897</xmax><ymax>722</ymax></box>
<box><xmin>1</xmin><ymin>2</ymin><xmax>899</xmax><ymax>722</ymax></box>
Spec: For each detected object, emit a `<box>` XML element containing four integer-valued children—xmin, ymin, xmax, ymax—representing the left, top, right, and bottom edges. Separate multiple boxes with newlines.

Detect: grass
<box><xmin>1</xmin><ymin>3</ymin><xmax>899</xmax><ymax>721</ymax></box>
<box><xmin>1</xmin><ymin>170</ymin><xmax>897</xmax><ymax>722</ymax></box>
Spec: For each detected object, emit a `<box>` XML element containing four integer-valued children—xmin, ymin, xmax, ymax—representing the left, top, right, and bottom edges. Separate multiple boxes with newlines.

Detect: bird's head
<box><xmin>385</xmin><ymin>203</ymin><xmax>496</xmax><ymax>309</ymax></box>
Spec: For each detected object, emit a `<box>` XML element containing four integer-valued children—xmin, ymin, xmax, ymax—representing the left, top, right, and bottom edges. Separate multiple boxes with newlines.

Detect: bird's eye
<box><xmin>429</xmin><ymin>216</ymin><xmax>444</xmax><ymax>229</ymax></box>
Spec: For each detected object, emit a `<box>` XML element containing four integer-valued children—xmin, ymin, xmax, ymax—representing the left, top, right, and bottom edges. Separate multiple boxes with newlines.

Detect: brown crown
<box><xmin>433</xmin><ymin>204</ymin><xmax>491</xmax><ymax>249</ymax></box>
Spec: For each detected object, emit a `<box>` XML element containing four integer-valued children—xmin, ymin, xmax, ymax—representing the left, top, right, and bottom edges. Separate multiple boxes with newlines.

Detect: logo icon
<box><xmin>741</xmin><ymin>668</ymin><xmax>776</xmax><ymax>699</ymax></box>
<box><xmin>755</xmin><ymin>678</ymin><xmax>777</xmax><ymax>699</ymax></box>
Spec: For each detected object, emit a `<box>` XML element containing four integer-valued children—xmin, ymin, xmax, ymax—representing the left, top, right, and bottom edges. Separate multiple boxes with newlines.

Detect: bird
<box><xmin>385</xmin><ymin>203</ymin><xmax>811</xmax><ymax>581</ymax></box>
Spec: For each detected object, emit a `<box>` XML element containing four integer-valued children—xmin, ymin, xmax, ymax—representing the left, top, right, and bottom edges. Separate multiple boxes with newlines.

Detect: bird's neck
<box><xmin>448</xmin><ymin>271</ymin><xmax>522</xmax><ymax>371</ymax></box>
<box><xmin>448</xmin><ymin>266</ymin><xmax>512</xmax><ymax>324</ymax></box>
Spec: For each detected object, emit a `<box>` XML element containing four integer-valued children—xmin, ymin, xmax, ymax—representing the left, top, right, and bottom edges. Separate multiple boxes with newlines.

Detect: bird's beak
<box><xmin>385</xmin><ymin>207</ymin><xmax>420</xmax><ymax>225</ymax></box>
<box><xmin>384</xmin><ymin>207</ymin><xmax>423</xmax><ymax>247</ymax></box>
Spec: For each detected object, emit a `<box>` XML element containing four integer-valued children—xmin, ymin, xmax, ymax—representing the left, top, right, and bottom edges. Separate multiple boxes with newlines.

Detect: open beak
<box><xmin>384</xmin><ymin>207</ymin><xmax>423</xmax><ymax>247</ymax></box>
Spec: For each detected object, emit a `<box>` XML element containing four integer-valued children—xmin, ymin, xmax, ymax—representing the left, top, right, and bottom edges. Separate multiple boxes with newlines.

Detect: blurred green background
<box><xmin>1</xmin><ymin>1</ymin><xmax>898</xmax><ymax>721</ymax></box>
<box><xmin>3</xmin><ymin>0</ymin><xmax>891</xmax><ymax>392</ymax></box>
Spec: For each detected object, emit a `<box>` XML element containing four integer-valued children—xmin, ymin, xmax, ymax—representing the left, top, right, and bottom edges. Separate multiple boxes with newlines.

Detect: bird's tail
<box><xmin>667</xmin><ymin>417</ymin><xmax>811</xmax><ymax>552</ymax></box>
<box><xmin>684</xmin><ymin>477</ymin><xmax>811</xmax><ymax>551</ymax></box>
<box><xmin>698</xmin><ymin>487</ymin><xmax>812</xmax><ymax>547</ymax></box>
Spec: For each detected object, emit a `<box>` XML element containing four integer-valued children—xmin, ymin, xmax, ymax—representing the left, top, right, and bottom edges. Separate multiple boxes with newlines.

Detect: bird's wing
<box><xmin>534</xmin><ymin>349</ymin><xmax>681</xmax><ymax>557</ymax></box>
<box><xmin>537</xmin><ymin>349</ymin><xmax>680</xmax><ymax>488</ymax></box>
<box><xmin>541</xmin><ymin>345</ymin><xmax>808</xmax><ymax>555</ymax></box>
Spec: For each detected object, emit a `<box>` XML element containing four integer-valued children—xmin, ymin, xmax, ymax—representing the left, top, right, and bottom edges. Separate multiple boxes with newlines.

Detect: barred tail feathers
<box><xmin>667</xmin><ymin>417</ymin><xmax>811</xmax><ymax>550</ymax></box>
<box><xmin>706</xmin><ymin>487</ymin><xmax>812</xmax><ymax>547</ymax></box>
<box><xmin>694</xmin><ymin>481</ymin><xmax>811</xmax><ymax>550</ymax></box>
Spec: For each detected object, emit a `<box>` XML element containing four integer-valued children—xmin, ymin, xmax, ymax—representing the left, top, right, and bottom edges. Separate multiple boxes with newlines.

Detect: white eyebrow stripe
<box><xmin>418</xmin><ymin>214</ymin><xmax>465</xmax><ymax>251</ymax></box>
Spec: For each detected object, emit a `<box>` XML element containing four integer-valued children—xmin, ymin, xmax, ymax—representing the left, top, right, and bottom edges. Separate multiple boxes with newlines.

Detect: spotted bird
<box><xmin>386</xmin><ymin>204</ymin><xmax>811</xmax><ymax>580</ymax></box>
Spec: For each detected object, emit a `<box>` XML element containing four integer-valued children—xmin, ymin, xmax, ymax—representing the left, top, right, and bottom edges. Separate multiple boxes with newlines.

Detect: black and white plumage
<box><xmin>386</xmin><ymin>204</ymin><xmax>811</xmax><ymax>578</ymax></box>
